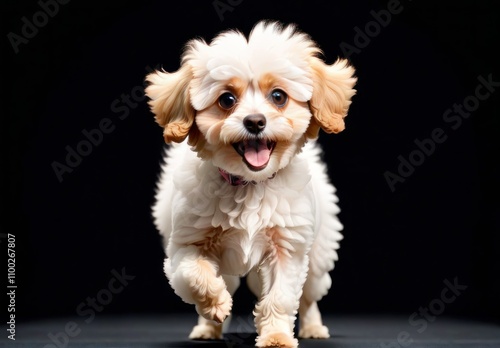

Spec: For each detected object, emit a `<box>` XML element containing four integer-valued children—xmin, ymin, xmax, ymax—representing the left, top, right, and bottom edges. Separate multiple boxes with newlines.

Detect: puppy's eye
<box><xmin>270</xmin><ymin>89</ymin><xmax>288</xmax><ymax>108</ymax></box>
<box><xmin>218</xmin><ymin>92</ymin><xmax>237</xmax><ymax>110</ymax></box>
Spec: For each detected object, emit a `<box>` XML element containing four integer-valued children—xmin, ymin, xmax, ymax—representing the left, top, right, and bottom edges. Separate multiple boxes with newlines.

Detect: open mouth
<box><xmin>232</xmin><ymin>138</ymin><xmax>276</xmax><ymax>171</ymax></box>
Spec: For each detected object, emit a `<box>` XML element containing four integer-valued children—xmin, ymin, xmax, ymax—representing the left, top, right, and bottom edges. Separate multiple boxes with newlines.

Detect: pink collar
<box><xmin>218</xmin><ymin>168</ymin><xmax>277</xmax><ymax>186</ymax></box>
<box><xmin>218</xmin><ymin>168</ymin><xmax>248</xmax><ymax>186</ymax></box>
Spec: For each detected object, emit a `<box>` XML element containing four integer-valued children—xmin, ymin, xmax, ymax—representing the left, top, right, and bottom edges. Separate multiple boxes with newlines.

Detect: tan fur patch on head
<box><xmin>226</xmin><ymin>77</ymin><xmax>246</xmax><ymax>100</ymax></box>
<box><xmin>258</xmin><ymin>73</ymin><xmax>290</xmax><ymax>111</ymax></box>
<box><xmin>258</xmin><ymin>73</ymin><xmax>279</xmax><ymax>94</ymax></box>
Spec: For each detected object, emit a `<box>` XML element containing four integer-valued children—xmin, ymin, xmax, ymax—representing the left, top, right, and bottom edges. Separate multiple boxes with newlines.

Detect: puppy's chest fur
<box><xmin>168</xmin><ymin>145</ymin><xmax>317</xmax><ymax>275</ymax></box>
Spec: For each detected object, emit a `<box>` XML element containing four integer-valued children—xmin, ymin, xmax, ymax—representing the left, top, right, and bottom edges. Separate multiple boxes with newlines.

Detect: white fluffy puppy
<box><xmin>146</xmin><ymin>21</ymin><xmax>356</xmax><ymax>348</ymax></box>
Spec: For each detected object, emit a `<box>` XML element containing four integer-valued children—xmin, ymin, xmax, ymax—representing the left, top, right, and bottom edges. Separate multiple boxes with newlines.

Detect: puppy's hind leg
<box><xmin>298</xmin><ymin>292</ymin><xmax>330</xmax><ymax>339</ymax></box>
<box><xmin>298</xmin><ymin>189</ymin><xmax>342</xmax><ymax>339</ymax></box>
<box><xmin>189</xmin><ymin>275</ymin><xmax>240</xmax><ymax>340</ymax></box>
<box><xmin>189</xmin><ymin>316</ymin><xmax>223</xmax><ymax>340</ymax></box>
<box><xmin>298</xmin><ymin>259</ymin><xmax>334</xmax><ymax>338</ymax></box>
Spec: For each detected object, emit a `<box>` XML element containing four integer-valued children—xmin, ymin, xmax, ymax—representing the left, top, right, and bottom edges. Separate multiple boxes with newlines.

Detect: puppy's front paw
<box><xmin>195</xmin><ymin>288</ymin><xmax>232</xmax><ymax>324</ymax></box>
<box><xmin>189</xmin><ymin>323</ymin><xmax>223</xmax><ymax>340</ymax></box>
<box><xmin>298</xmin><ymin>324</ymin><xmax>330</xmax><ymax>339</ymax></box>
<box><xmin>256</xmin><ymin>332</ymin><xmax>298</xmax><ymax>348</ymax></box>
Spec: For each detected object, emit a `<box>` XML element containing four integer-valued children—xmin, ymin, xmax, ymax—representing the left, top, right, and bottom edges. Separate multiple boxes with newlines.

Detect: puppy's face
<box><xmin>193</xmin><ymin>72</ymin><xmax>313</xmax><ymax>182</ymax></box>
<box><xmin>146</xmin><ymin>21</ymin><xmax>357</xmax><ymax>183</ymax></box>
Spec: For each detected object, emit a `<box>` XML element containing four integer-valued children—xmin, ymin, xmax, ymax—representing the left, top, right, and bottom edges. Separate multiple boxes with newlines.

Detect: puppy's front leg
<box><xmin>166</xmin><ymin>245</ymin><xmax>232</xmax><ymax>324</ymax></box>
<box><xmin>254</xmin><ymin>227</ymin><xmax>310</xmax><ymax>348</ymax></box>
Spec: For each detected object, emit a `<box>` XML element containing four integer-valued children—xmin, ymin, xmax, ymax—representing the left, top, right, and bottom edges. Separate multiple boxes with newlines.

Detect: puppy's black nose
<box><xmin>243</xmin><ymin>114</ymin><xmax>266</xmax><ymax>134</ymax></box>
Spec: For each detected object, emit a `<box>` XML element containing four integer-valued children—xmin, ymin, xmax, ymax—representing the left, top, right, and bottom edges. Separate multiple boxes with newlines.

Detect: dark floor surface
<box><xmin>3</xmin><ymin>314</ymin><xmax>500</xmax><ymax>347</ymax></box>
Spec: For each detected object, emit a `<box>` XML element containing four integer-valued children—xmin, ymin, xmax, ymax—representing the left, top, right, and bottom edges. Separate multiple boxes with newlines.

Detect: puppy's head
<box><xmin>146</xmin><ymin>21</ymin><xmax>356</xmax><ymax>182</ymax></box>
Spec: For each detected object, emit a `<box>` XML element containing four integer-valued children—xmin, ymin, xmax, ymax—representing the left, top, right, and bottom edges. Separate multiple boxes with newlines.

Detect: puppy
<box><xmin>145</xmin><ymin>21</ymin><xmax>356</xmax><ymax>348</ymax></box>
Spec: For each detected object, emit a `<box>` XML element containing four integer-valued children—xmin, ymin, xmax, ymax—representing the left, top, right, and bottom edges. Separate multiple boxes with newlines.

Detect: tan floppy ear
<box><xmin>145</xmin><ymin>64</ymin><xmax>195</xmax><ymax>143</ymax></box>
<box><xmin>307</xmin><ymin>58</ymin><xmax>357</xmax><ymax>139</ymax></box>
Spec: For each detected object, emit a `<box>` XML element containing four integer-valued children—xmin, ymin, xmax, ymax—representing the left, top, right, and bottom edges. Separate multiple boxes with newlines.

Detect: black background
<box><xmin>3</xmin><ymin>0</ymin><xmax>499</xmax><ymax>323</ymax></box>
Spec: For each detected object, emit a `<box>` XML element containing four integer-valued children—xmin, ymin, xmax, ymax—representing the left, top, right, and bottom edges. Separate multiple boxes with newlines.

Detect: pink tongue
<box><xmin>244</xmin><ymin>140</ymin><xmax>271</xmax><ymax>167</ymax></box>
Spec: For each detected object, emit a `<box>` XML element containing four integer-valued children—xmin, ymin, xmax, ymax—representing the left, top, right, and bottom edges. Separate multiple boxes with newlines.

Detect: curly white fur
<box><xmin>146</xmin><ymin>21</ymin><xmax>356</xmax><ymax>348</ymax></box>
